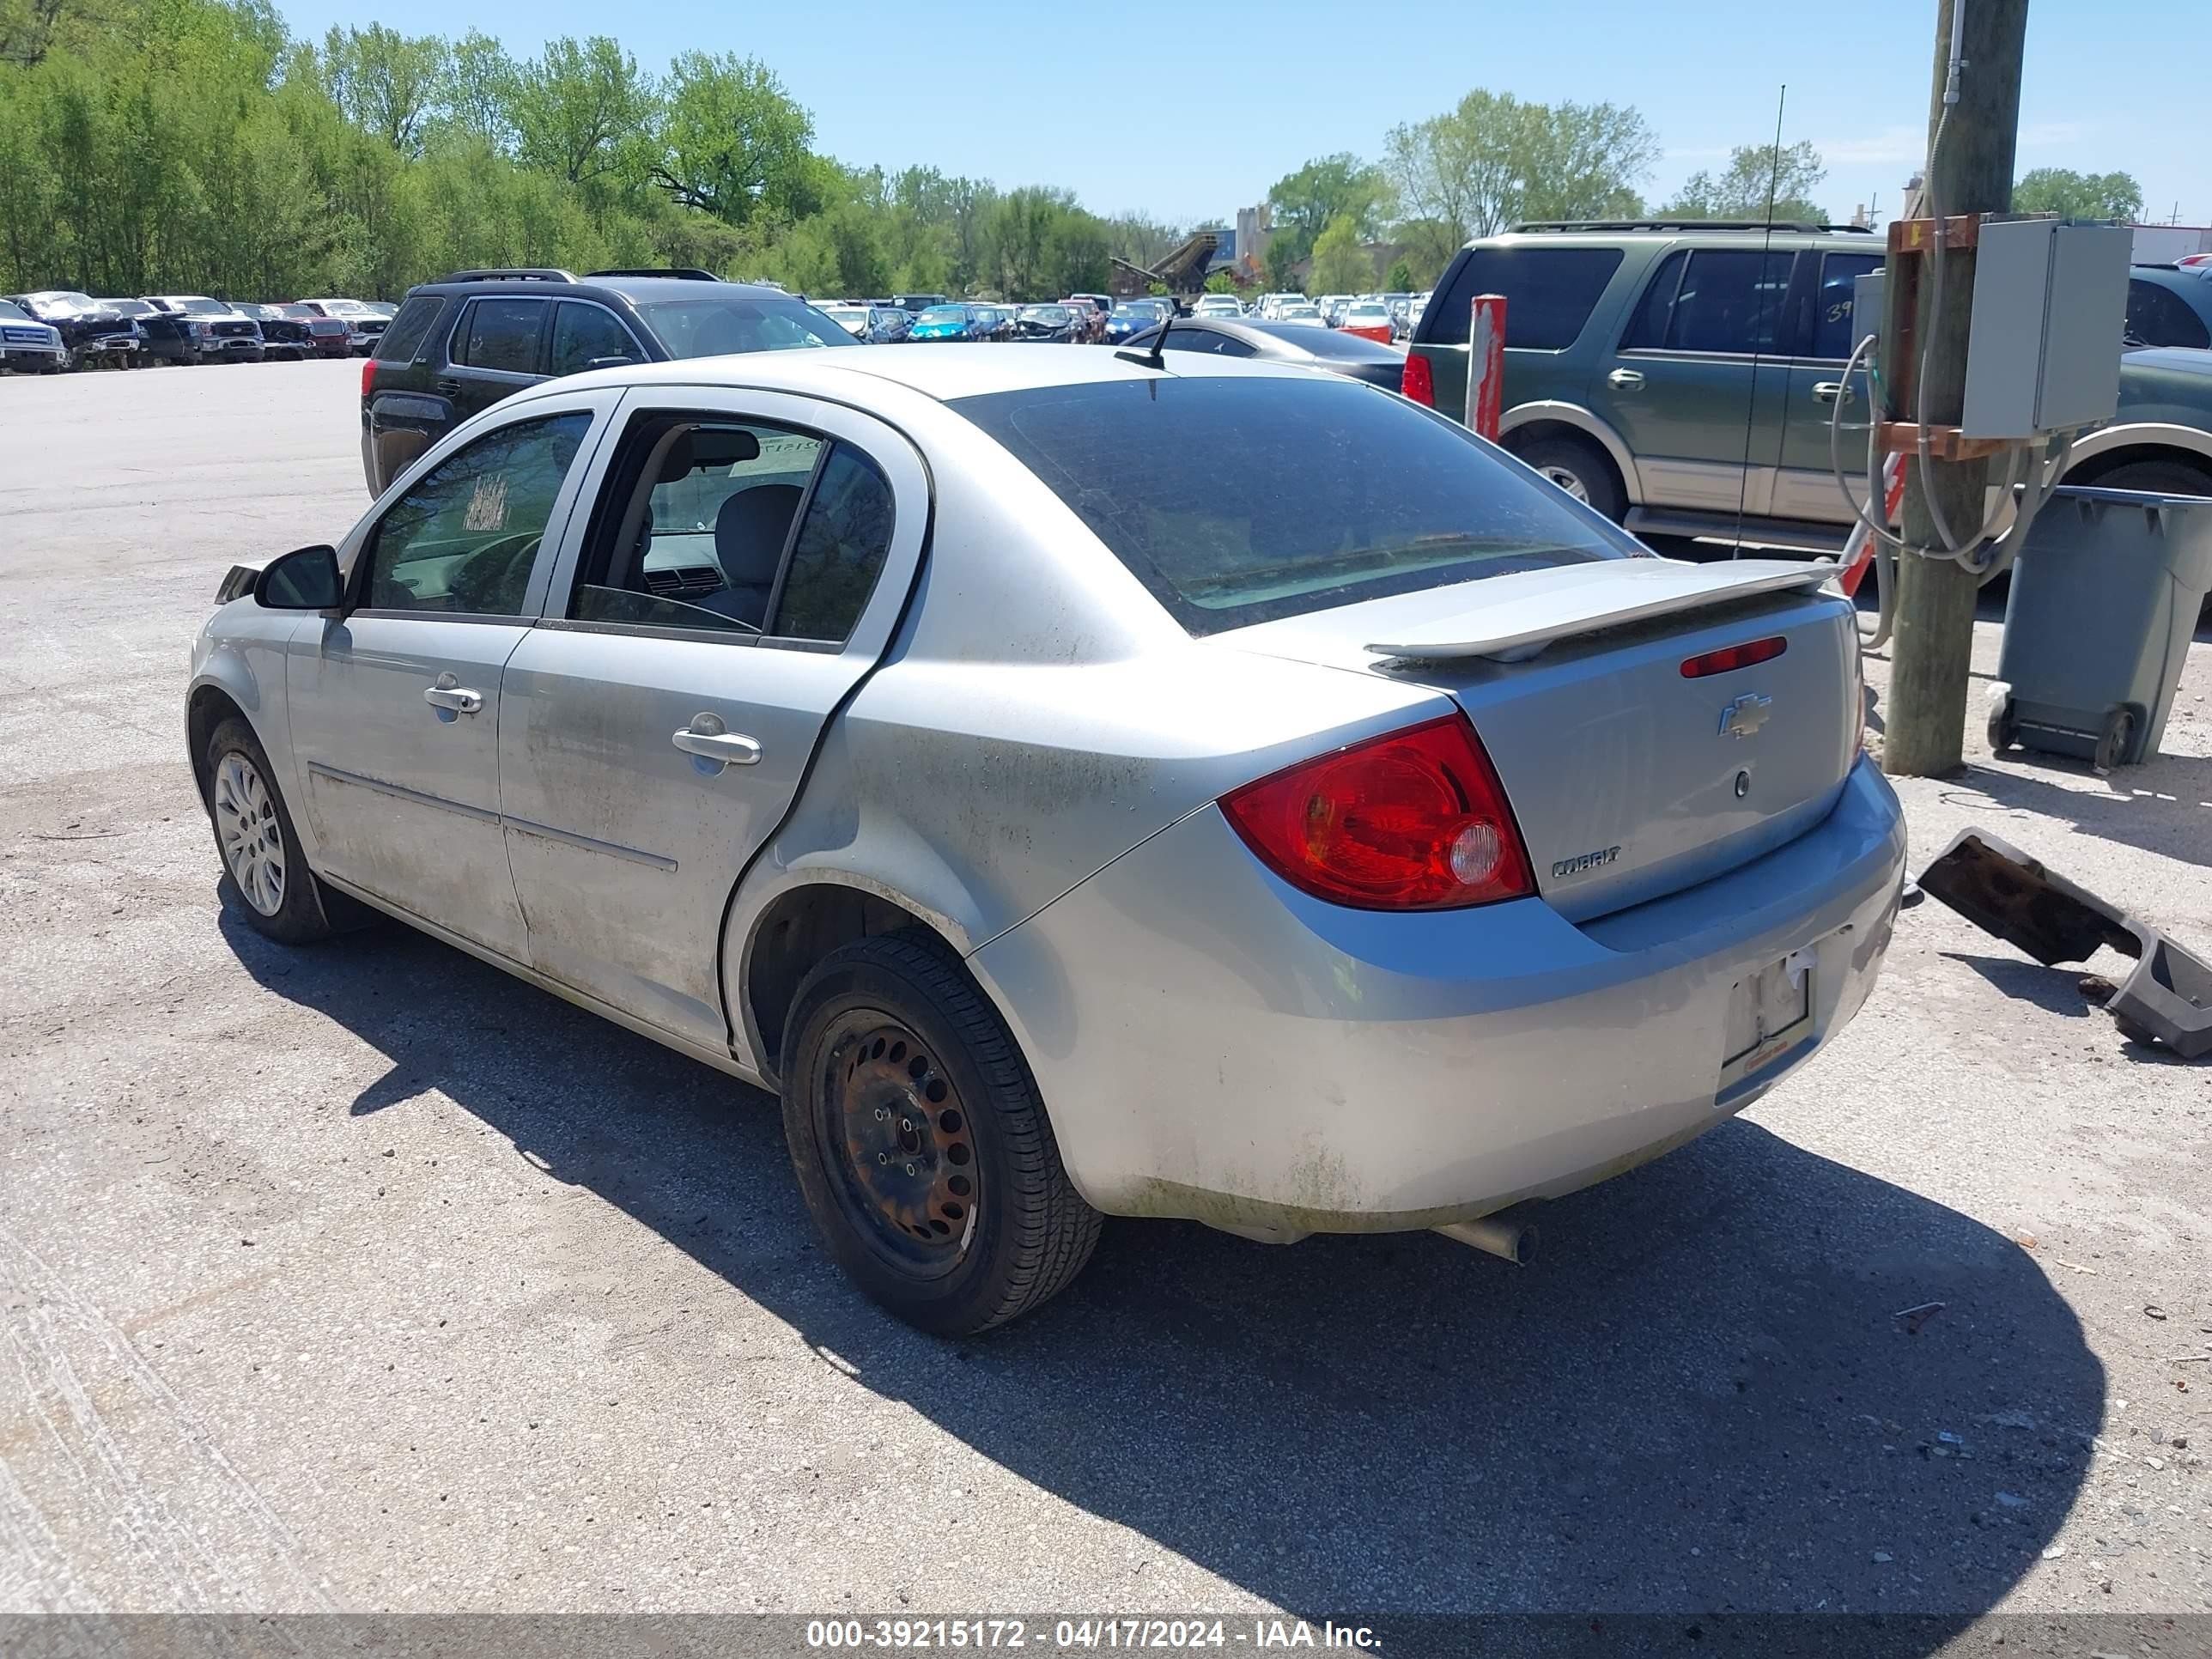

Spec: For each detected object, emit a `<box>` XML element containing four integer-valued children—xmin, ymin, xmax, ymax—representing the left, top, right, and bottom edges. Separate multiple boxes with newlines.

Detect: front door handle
<box><xmin>1813</xmin><ymin>380</ymin><xmax>1856</xmax><ymax>403</ymax></box>
<box><xmin>423</xmin><ymin>684</ymin><xmax>482</xmax><ymax>714</ymax></box>
<box><xmin>672</xmin><ymin>725</ymin><xmax>762</xmax><ymax>767</ymax></box>
<box><xmin>1607</xmin><ymin>368</ymin><xmax>1645</xmax><ymax>390</ymax></box>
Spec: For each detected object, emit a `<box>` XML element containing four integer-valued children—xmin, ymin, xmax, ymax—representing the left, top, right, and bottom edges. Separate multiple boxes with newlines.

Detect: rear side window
<box><xmin>2126</xmin><ymin>279</ymin><xmax>2211</xmax><ymax>350</ymax></box>
<box><xmin>453</xmin><ymin>297</ymin><xmax>545</xmax><ymax>374</ymax></box>
<box><xmin>374</xmin><ymin>295</ymin><xmax>445</xmax><ymax>363</ymax></box>
<box><xmin>952</xmin><ymin>375</ymin><xmax>1628</xmax><ymax>636</ymax></box>
<box><xmin>1427</xmin><ymin>246</ymin><xmax>1624</xmax><ymax>349</ymax></box>
<box><xmin>1810</xmin><ymin>252</ymin><xmax>1885</xmax><ymax>359</ymax></box>
<box><xmin>772</xmin><ymin>447</ymin><xmax>895</xmax><ymax>642</ymax></box>
<box><xmin>1624</xmin><ymin>250</ymin><xmax>1795</xmax><ymax>355</ymax></box>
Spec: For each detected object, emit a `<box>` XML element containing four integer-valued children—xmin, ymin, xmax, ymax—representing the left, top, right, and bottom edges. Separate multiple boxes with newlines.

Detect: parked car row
<box><xmin>0</xmin><ymin>290</ymin><xmax>394</xmax><ymax>372</ymax></box>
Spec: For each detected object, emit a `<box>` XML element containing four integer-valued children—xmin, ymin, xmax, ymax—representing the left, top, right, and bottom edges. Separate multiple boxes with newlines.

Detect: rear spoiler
<box><xmin>1365</xmin><ymin>559</ymin><xmax>1838</xmax><ymax>663</ymax></box>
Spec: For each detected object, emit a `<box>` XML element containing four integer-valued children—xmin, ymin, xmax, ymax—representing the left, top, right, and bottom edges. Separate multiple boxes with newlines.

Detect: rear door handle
<box><xmin>434</xmin><ymin>378</ymin><xmax>462</xmax><ymax>397</ymax></box>
<box><xmin>672</xmin><ymin>726</ymin><xmax>761</xmax><ymax>767</ymax></box>
<box><xmin>423</xmin><ymin>684</ymin><xmax>482</xmax><ymax>714</ymax></box>
<box><xmin>1607</xmin><ymin>368</ymin><xmax>1645</xmax><ymax>390</ymax></box>
<box><xmin>1813</xmin><ymin>380</ymin><xmax>1856</xmax><ymax>403</ymax></box>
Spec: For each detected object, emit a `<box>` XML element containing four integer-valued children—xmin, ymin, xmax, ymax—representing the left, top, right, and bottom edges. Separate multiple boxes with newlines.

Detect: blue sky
<box><xmin>281</xmin><ymin>0</ymin><xmax>2209</xmax><ymax>233</ymax></box>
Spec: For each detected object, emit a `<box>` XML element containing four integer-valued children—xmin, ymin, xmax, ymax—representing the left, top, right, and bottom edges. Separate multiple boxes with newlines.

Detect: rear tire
<box><xmin>1512</xmin><ymin>433</ymin><xmax>1627</xmax><ymax>522</ymax></box>
<box><xmin>781</xmin><ymin>931</ymin><xmax>1101</xmax><ymax>1335</ymax></box>
<box><xmin>2080</xmin><ymin>459</ymin><xmax>2212</xmax><ymax>496</ymax></box>
<box><xmin>201</xmin><ymin>717</ymin><xmax>340</xmax><ymax>945</ymax></box>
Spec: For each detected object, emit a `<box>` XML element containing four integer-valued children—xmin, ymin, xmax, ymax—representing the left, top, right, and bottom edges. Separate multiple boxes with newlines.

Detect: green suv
<box><xmin>1405</xmin><ymin>221</ymin><xmax>2212</xmax><ymax>550</ymax></box>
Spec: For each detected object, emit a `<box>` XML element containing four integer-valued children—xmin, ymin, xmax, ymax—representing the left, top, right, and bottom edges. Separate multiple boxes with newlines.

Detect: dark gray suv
<box><xmin>361</xmin><ymin>267</ymin><xmax>856</xmax><ymax>495</ymax></box>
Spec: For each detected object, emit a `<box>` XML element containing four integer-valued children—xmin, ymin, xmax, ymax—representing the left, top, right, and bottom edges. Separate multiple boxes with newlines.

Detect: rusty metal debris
<box><xmin>1915</xmin><ymin>830</ymin><xmax>2212</xmax><ymax>1060</ymax></box>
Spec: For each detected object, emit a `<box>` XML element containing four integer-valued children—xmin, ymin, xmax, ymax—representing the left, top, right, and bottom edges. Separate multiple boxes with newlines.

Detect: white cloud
<box><xmin>1809</xmin><ymin>125</ymin><xmax>1927</xmax><ymax>166</ymax></box>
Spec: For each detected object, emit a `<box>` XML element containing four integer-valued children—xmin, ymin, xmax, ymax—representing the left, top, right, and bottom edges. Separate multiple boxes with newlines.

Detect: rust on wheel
<box><xmin>819</xmin><ymin>1014</ymin><xmax>977</xmax><ymax>1274</ymax></box>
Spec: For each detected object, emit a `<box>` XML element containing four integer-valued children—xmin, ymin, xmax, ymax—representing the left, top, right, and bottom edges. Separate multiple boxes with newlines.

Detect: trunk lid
<box><xmin>1213</xmin><ymin>558</ymin><xmax>1863</xmax><ymax>921</ymax></box>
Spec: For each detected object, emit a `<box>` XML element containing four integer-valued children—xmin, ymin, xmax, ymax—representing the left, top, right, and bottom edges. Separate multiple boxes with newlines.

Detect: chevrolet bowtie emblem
<box><xmin>1720</xmin><ymin>693</ymin><xmax>1772</xmax><ymax>739</ymax></box>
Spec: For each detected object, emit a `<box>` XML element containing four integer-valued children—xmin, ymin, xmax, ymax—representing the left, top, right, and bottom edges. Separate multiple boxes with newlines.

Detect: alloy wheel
<box><xmin>817</xmin><ymin>1012</ymin><xmax>978</xmax><ymax>1277</ymax></box>
<box><xmin>1538</xmin><ymin>465</ymin><xmax>1591</xmax><ymax>503</ymax></box>
<box><xmin>213</xmin><ymin>750</ymin><xmax>285</xmax><ymax>916</ymax></box>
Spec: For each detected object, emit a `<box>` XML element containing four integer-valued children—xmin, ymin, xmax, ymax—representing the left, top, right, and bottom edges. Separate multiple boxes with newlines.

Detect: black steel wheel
<box><xmin>816</xmin><ymin>1012</ymin><xmax>981</xmax><ymax>1273</ymax></box>
<box><xmin>1985</xmin><ymin>694</ymin><xmax>2017</xmax><ymax>754</ymax></box>
<box><xmin>781</xmin><ymin>931</ymin><xmax>1100</xmax><ymax>1334</ymax></box>
<box><xmin>2092</xmin><ymin>709</ymin><xmax>2135</xmax><ymax>775</ymax></box>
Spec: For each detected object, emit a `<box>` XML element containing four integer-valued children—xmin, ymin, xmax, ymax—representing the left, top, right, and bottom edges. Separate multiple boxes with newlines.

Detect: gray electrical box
<box><xmin>1852</xmin><ymin>268</ymin><xmax>1887</xmax><ymax>357</ymax></box>
<box><xmin>1960</xmin><ymin>218</ymin><xmax>2130</xmax><ymax>440</ymax></box>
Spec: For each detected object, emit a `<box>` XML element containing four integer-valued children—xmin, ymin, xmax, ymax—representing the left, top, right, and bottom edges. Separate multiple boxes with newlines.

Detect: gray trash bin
<box><xmin>1990</xmin><ymin>486</ymin><xmax>2212</xmax><ymax>769</ymax></box>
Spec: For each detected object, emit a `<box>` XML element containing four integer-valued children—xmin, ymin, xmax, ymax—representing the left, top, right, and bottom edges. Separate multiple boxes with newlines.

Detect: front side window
<box><xmin>550</xmin><ymin>302</ymin><xmax>641</xmax><ymax>375</ymax></box>
<box><xmin>453</xmin><ymin>298</ymin><xmax>545</xmax><ymax>374</ymax></box>
<box><xmin>363</xmin><ymin>413</ymin><xmax>592</xmax><ymax>615</ymax></box>
<box><xmin>1431</xmin><ymin>246</ymin><xmax>1625</xmax><ymax>349</ymax></box>
<box><xmin>953</xmin><ymin>375</ymin><xmax>1628</xmax><ymax>636</ymax></box>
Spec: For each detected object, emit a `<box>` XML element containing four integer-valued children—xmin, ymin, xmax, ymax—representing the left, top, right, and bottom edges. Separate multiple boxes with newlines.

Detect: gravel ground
<box><xmin>1</xmin><ymin>362</ymin><xmax>2207</xmax><ymax>1631</ymax></box>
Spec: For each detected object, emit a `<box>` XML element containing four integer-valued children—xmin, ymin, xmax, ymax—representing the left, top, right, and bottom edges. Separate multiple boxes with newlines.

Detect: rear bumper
<box><xmin>970</xmin><ymin>757</ymin><xmax>1906</xmax><ymax>1237</ymax></box>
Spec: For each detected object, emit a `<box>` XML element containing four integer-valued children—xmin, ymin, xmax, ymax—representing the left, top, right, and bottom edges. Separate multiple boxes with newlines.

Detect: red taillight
<box><xmin>1400</xmin><ymin>351</ymin><xmax>1435</xmax><ymax>406</ymax></box>
<box><xmin>1680</xmin><ymin>635</ymin><xmax>1787</xmax><ymax>678</ymax></box>
<box><xmin>360</xmin><ymin>356</ymin><xmax>378</xmax><ymax>398</ymax></box>
<box><xmin>1220</xmin><ymin>715</ymin><xmax>1533</xmax><ymax>910</ymax></box>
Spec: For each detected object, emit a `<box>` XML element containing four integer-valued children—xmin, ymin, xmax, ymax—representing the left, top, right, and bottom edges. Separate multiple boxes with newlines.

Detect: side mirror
<box><xmin>254</xmin><ymin>544</ymin><xmax>343</xmax><ymax>610</ymax></box>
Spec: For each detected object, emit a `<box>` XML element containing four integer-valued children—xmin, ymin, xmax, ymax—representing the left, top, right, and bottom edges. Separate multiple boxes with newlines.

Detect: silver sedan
<box><xmin>187</xmin><ymin>344</ymin><xmax>1906</xmax><ymax>1334</ymax></box>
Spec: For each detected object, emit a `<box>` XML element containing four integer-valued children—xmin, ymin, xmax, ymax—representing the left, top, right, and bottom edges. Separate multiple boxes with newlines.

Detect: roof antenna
<box><xmin>1115</xmin><ymin>299</ymin><xmax>1172</xmax><ymax>368</ymax></box>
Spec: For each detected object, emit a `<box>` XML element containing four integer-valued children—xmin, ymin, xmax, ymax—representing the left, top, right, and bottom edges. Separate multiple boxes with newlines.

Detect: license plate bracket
<box><xmin>1719</xmin><ymin>951</ymin><xmax>1812</xmax><ymax>1090</ymax></box>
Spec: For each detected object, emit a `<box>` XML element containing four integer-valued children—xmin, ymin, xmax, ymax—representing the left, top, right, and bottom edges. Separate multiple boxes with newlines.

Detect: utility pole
<box><xmin>1881</xmin><ymin>0</ymin><xmax>2029</xmax><ymax>777</ymax></box>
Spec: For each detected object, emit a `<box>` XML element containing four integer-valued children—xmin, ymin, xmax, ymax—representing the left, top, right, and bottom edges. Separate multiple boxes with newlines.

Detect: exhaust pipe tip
<box><xmin>1435</xmin><ymin>1213</ymin><xmax>1539</xmax><ymax>1267</ymax></box>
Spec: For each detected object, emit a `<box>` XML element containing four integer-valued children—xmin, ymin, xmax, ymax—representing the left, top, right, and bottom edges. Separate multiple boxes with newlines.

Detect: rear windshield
<box><xmin>1428</xmin><ymin>246</ymin><xmax>1625</xmax><ymax>349</ymax></box>
<box><xmin>951</xmin><ymin>374</ymin><xmax>1627</xmax><ymax>635</ymax></box>
<box><xmin>635</xmin><ymin>297</ymin><xmax>854</xmax><ymax>355</ymax></box>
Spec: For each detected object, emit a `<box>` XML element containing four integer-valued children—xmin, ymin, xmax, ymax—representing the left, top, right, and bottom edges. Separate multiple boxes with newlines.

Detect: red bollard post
<box><xmin>1468</xmin><ymin>293</ymin><xmax>1506</xmax><ymax>440</ymax></box>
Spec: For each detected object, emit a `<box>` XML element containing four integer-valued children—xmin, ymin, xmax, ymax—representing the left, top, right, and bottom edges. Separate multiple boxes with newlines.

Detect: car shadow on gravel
<box><xmin>223</xmin><ymin>906</ymin><xmax>2103</xmax><ymax>1629</ymax></box>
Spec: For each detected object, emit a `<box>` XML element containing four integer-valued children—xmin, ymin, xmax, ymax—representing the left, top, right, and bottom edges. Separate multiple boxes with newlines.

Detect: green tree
<box><xmin>2012</xmin><ymin>167</ymin><xmax>2142</xmax><ymax>222</ymax></box>
<box><xmin>435</xmin><ymin>30</ymin><xmax>515</xmax><ymax>154</ymax></box>
<box><xmin>319</xmin><ymin>24</ymin><xmax>449</xmax><ymax>155</ymax></box>
<box><xmin>1385</xmin><ymin>258</ymin><xmax>1415</xmax><ymax>291</ymax></box>
<box><xmin>1203</xmin><ymin>270</ymin><xmax>1236</xmax><ymax>295</ymax></box>
<box><xmin>1662</xmin><ymin>141</ymin><xmax>1828</xmax><ymax>224</ymax></box>
<box><xmin>511</xmin><ymin>35</ymin><xmax>654</xmax><ymax>185</ymax></box>
<box><xmin>1106</xmin><ymin>210</ymin><xmax>1182</xmax><ymax>268</ymax></box>
<box><xmin>1383</xmin><ymin>89</ymin><xmax>1655</xmax><ymax>276</ymax></box>
<box><xmin>651</xmin><ymin>52</ymin><xmax>812</xmax><ymax>225</ymax></box>
<box><xmin>1308</xmin><ymin>216</ymin><xmax>1374</xmax><ymax>295</ymax></box>
<box><xmin>1267</xmin><ymin>153</ymin><xmax>1389</xmax><ymax>270</ymax></box>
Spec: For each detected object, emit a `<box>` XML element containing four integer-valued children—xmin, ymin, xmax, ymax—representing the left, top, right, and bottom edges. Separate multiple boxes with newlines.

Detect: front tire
<box><xmin>201</xmin><ymin>716</ymin><xmax>338</xmax><ymax>945</ymax></box>
<box><xmin>781</xmin><ymin>932</ymin><xmax>1101</xmax><ymax>1335</ymax></box>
